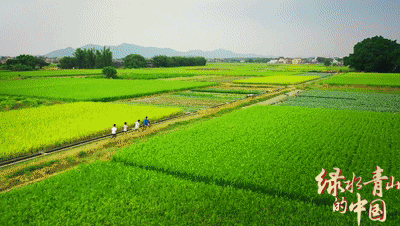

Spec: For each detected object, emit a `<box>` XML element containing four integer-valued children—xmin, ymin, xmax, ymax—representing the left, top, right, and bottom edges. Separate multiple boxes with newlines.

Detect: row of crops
<box><xmin>0</xmin><ymin>63</ymin><xmax>349</xmax><ymax>80</ymax></box>
<box><xmin>120</xmin><ymin>91</ymin><xmax>249</xmax><ymax>112</ymax></box>
<box><xmin>0</xmin><ymin>78</ymin><xmax>216</xmax><ymax>101</ymax></box>
<box><xmin>0</xmin><ymin>69</ymin><xmax>103</xmax><ymax>80</ymax></box>
<box><xmin>280</xmin><ymin>90</ymin><xmax>400</xmax><ymax>112</ymax></box>
<box><xmin>0</xmin><ymin>161</ymin><xmax>351</xmax><ymax>225</ymax></box>
<box><xmin>323</xmin><ymin>72</ymin><xmax>400</xmax><ymax>87</ymax></box>
<box><xmin>235</xmin><ymin>75</ymin><xmax>320</xmax><ymax>85</ymax></box>
<box><xmin>0</xmin><ymin>102</ymin><xmax>183</xmax><ymax>162</ymax></box>
<box><xmin>112</xmin><ymin>106</ymin><xmax>400</xmax><ymax>208</ymax></box>
<box><xmin>1</xmin><ymin>105</ymin><xmax>399</xmax><ymax>225</ymax></box>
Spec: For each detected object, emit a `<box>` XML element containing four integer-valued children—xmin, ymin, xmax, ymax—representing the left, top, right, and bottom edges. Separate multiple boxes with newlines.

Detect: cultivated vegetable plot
<box><xmin>0</xmin><ymin>162</ymin><xmax>356</xmax><ymax>225</ymax></box>
<box><xmin>0</xmin><ymin>78</ymin><xmax>216</xmax><ymax>101</ymax></box>
<box><xmin>280</xmin><ymin>90</ymin><xmax>400</xmax><ymax>112</ymax></box>
<box><xmin>0</xmin><ymin>102</ymin><xmax>183</xmax><ymax>162</ymax></box>
<box><xmin>323</xmin><ymin>72</ymin><xmax>400</xmax><ymax>87</ymax></box>
<box><xmin>120</xmin><ymin>91</ymin><xmax>247</xmax><ymax>112</ymax></box>
<box><xmin>234</xmin><ymin>75</ymin><xmax>319</xmax><ymax>85</ymax></box>
<box><xmin>113</xmin><ymin>105</ymin><xmax>400</xmax><ymax>223</ymax></box>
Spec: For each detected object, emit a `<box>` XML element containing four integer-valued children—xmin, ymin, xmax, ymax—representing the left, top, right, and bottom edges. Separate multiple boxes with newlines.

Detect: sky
<box><xmin>1</xmin><ymin>0</ymin><xmax>400</xmax><ymax>58</ymax></box>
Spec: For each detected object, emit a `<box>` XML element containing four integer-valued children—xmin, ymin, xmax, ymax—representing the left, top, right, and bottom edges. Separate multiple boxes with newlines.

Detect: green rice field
<box><xmin>280</xmin><ymin>90</ymin><xmax>400</xmax><ymax>112</ymax></box>
<box><xmin>1</xmin><ymin>105</ymin><xmax>399</xmax><ymax>225</ymax></box>
<box><xmin>323</xmin><ymin>72</ymin><xmax>400</xmax><ymax>87</ymax></box>
<box><xmin>1</xmin><ymin>62</ymin><xmax>398</xmax><ymax>225</ymax></box>
<box><xmin>0</xmin><ymin>161</ymin><xmax>352</xmax><ymax>225</ymax></box>
<box><xmin>234</xmin><ymin>75</ymin><xmax>319</xmax><ymax>85</ymax></box>
<box><xmin>0</xmin><ymin>78</ymin><xmax>216</xmax><ymax>101</ymax></box>
<box><xmin>0</xmin><ymin>63</ymin><xmax>351</xmax><ymax>80</ymax></box>
<box><xmin>0</xmin><ymin>102</ymin><xmax>183</xmax><ymax>162</ymax></box>
<box><xmin>0</xmin><ymin>69</ymin><xmax>102</xmax><ymax>79</ymax></box>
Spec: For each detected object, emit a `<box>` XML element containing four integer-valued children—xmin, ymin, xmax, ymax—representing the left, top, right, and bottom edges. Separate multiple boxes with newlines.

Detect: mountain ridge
<box><xmin>44</xmin><ymin>43</ymin><xmax>274</xmax><ymax>59</ymax></box>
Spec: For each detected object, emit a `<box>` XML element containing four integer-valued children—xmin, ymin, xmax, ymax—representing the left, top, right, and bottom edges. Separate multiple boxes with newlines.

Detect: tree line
<box><xmin>123</xmin><ymin>54</ymin><xmax>206</xmax><ymax>68</ymax></box>
<box><xmin>3</xmin><ymin>55</ymin><xmax>49</xmax><ymax>71</ymax></box>
<box><xmin>59</xmin><ymin>47</ymin><xmax>113</xmax><ymax>69</ymax></box>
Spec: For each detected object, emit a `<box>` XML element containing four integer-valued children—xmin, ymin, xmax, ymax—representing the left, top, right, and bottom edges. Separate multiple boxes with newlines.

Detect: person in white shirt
<box><xmin>111</xmin><ymin>124</ymin><xmax>117</xmax><ymax>139</ymax></box>
<box><xmin>123</xmin><ymin>122</ymin><xmax>128</xmax><ymax>133</ymax></box>
<box><xmin>134</xmin><ymin>120</ymin><xmax>140</xmax><ymax>131</ymax></box>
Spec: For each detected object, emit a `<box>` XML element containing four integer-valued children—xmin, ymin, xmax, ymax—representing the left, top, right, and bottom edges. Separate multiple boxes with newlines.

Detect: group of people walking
<box><xmin>111</xmin><ymin>116</ymin><xmax>151</xmax><ymax>139</ymax></box>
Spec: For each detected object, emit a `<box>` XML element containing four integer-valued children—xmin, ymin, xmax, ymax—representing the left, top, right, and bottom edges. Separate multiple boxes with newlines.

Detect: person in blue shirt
<box><xmin>143</xmin><ymin>116</ymin><xmax>150</xmax><ymax>130</ymax></box>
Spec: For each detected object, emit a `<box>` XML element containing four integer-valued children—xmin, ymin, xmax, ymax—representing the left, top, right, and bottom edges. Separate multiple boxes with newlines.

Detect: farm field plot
<box><xmin>118</xmin><ymin>66</ymin><xmax>302</xmax><ymax>79</ymax></box>
<box><xmin>0</xmin><ymin>102</ymin><xmax>183</xmax><ymax>162</ymax></box>
<box><xmin>234</xmin><ymin>75</ymin><xmax>319</xmax><ymax>85</ymax></box>
<box><xmin>0</xmin><ymin>78</ymin><xmax>216</xmax><ymax>101</ymax></box>
<box><xmin>118</xmin><ymin>91</ymin><xmax>247</xmax><ymax>112</ymax></box>
<box><xmin>280</xmin><ymin>90</ymin><xmax>400</xmax><ymax>112</ymax></box>
<box><xmin>113</xmin><ymin>105</ymin><xmax>400</xmax><ymax>225</ymax></box>
<box><xmin>164</xmin><ymin>75</ymin><xmax>253</xmax><ymax>83</ymax></box>
<box><xmin>323</xmin><ymin>72</ymin><xmax>400</xmax><ymax>87</ymax></box>
<box><xmin>0</xmin><ymin>161</ymin><xmax>355</xmax><ymax>225</ymax></box>
<box><xmin>0</xmin><ymin>95</ymin><xmax>62</xmax><ymax>111</ymax></box>
<box><xmin>294</xmin><ymin>72</ymin><xmax>334</xmax><ymax>78</ymax></box>
<box><xmin>0</xmin><ymin>63</ymin><xmax>350</xmax><ymax>80</ymax></box>
<box><xmin>190</xmin><ymin>83</ymin><xmax>277</xmax><ymax>94</ymax></box>
<box><xmin>0</xmin><ymin>69</ymin><xmax>102</xmax><ymax>79</ymax></box>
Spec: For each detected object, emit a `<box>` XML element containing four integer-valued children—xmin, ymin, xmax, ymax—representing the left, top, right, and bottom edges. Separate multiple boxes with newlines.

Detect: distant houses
<box><xmin>0</xmin><ymin>56</ymin><xmax>12</xmax><ymax>64</ymax></box>
<box><xmin>44</xmin><ymin>57</ymin><xmax>59</xmax><ymax>64</ymax></box>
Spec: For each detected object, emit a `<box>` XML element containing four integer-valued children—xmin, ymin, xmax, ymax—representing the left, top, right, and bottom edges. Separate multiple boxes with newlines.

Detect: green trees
<box><xmin>151</xmin><ymin>55</ymin><xmax>206</xmax><ymax>67</ymax></box>
<box><xmin>324</xmin><ymin>59</ymin><xmax>332</xmax><ymax>66</ymax></box>
<box><xmin>5</xmin><ymin>55</ymin><xmax>49</xmax><ymax>71</ymax></box>
<box><xmin>123</xmin><ymin>54</ymin><xmax>147</xmax><ymax>68</ymax></box>
<box><xmin>102</xmin><ymin>66</ymin><xmax>117</xmax><ymax>79</ymax></box>
<box><xmin>344</xmin><ymin>36</ymin><xmax>400</xmax><ymax>72</ymax></box>
<box><xmin>59</xmin><ymin>47</ymin><xmax>113</xmax><ymax>69</ymax></box>
<box><xmin>58</xmin><ymin>57</ymin><xmax>76</xmax><ymax>69</ymax></box>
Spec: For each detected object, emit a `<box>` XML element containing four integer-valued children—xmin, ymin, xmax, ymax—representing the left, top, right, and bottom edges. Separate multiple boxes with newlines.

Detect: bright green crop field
<box><xmin>323</xmin><ymin>72</ymin><xmax>400</xmax><ymax>87</ymax></box>
<box><xmin>0</xmin><ymin>63</ymin><xmax>351</xmax><ymax>80</ymax></box>
<box><xmin>0</xmin><ymin>102</ymin><xmax>183</xmax><ymax>162</ymax></box>
<box><xmin>280</xmin><ymin>90</ymin><xmax>400</xmax><ymax>112</ymax></box>
<box><xmin>1</xmin><ymin>105</ymin><xmax>399</xmax><ymax>225</ymax></box>
<box><xmin>234</xmin><ymin>75</ymin><xmax>319</xmax><ymax>85</ymax></box>
<box><xmin>0</xmin><ymin>69</ymin><xmax>102</xmax><ymax>79</ymax></box>
<box><xmin>118</xmin><ymin>67</ymin><xmax>302</xmax><ymax>79</ymax></box>
<box><xmin>0</xmin><ymin>78</ymin><xmax>216</xmax><ymax>101</ymax></box>
<box><xmin>0</xmin><ymin>161</ymin><xmax>353</xmax><ymax>225</ymax></box>
<box><xmin>112</xmin><ymin>105</ymin><xmax>400</xmax><ymax>225</ymax></box>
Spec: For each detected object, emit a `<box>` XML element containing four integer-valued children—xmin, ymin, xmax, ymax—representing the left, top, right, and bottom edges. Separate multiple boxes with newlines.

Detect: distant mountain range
<box><xmin>44</xmin><ymin>43</ymin><xmax>273</xmax><ymax>59</ymax></box>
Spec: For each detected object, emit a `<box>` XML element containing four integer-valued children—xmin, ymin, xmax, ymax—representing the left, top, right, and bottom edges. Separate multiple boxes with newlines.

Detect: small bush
<box><xmin>102</xmin><ymin>66</ymin><xmax>117</xmax><ymax>79</ymax></box>
<box><xmin>78</xmin><ymin>151</ymin><xmax>87</xmax><ymax>158</ymax></box>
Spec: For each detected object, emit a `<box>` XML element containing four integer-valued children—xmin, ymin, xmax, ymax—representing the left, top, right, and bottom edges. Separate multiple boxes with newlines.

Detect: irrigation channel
<box><xmin>1</xmin><ymin>88</ymin><xmax>282</xmax><ymax>169</ymax></box>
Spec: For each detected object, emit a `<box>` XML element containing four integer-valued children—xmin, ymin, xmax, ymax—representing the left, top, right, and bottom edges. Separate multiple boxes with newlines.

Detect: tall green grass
<box><xmin>0</xmin><ymin>78</ymin><xmax>216</xmax><ymax>101</ymax></box>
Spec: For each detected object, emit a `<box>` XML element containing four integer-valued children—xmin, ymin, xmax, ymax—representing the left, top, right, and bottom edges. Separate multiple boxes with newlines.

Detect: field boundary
<box><xmin>0</xmin><ymin>112</ymin><xmax>194</xmax><ymax>168</ymax></box>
